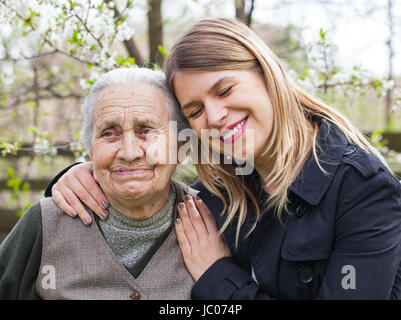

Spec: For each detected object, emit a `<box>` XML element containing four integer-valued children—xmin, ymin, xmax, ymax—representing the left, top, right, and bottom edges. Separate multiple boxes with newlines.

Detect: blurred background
<box><xmin>0</xmin><ymin>0</ymin><xmax>400</xmax><ymax>243</ymax></box>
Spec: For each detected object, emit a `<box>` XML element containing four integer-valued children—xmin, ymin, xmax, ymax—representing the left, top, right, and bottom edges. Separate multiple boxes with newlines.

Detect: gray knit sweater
<box><xmin>97</xmin><ymin>184</ymin><xmax>176</xmax><ymax>278</ymax></box>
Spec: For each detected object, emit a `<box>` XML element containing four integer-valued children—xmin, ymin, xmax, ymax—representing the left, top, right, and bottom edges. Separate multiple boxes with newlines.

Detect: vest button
<box><xmin>130</xmin><ymin>290</ymin><xmax>141</xmax><ymax>300</ymax></box>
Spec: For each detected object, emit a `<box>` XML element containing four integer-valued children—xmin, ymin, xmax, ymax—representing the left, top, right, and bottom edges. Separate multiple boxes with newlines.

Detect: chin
<box><xmin>113</xmin><ymin>184</ymin><xmax>151</xmax><ymax>199</ymax></box>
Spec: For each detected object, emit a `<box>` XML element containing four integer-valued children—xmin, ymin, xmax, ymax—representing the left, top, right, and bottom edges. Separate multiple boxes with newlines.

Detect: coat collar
<box><xmin>288</xmin><ymin>120</ymin><xmax>348</xmax><ymax>206</ymax></box>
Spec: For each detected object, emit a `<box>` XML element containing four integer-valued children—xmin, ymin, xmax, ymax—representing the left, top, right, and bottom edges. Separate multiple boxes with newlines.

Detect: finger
<box><xmin>73</xmin><ymin>178</ymin><xmax>109</xmax><ymax>220</ymax></box>
<box><xmin>76</xmin><ymin>168</ymin><xmax>109</xmax><ymax>210</ymax></box>
<box><xmin>177</xmin><ymin>202</ymin><xmax>198</xmax><ymax>245</ymax></box>
<box><xmin>175</xmin><ymin>218</ymin><xmax>192</xmax><ymax>256</ymax></box>
<box><xmin>52</xmin><ymin>188</ymin><xmax>78</xmax><ymax>218</ymax></box>
<box><xmin>63</xmin><ymin>188</ymin><xmax>93</xmax><ymax>225</ymax></box>
<box><xmin>184</xmin><ymin>195</ymin><xmax>209</xmax><ymax>241</ymax></box>
<box><xmin>194</xmin><ymin>196</ymin><xmax>219</xmax><ymax>234</ymax></box>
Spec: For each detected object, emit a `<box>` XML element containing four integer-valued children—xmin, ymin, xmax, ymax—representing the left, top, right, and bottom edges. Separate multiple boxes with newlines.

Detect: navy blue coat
<box><xmin>190</xmin><ymin>120</ymin><xmax>401</xmax><ymax>299</ymax></box>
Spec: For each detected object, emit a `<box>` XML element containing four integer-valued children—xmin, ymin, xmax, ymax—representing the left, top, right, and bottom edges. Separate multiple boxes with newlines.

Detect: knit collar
<box><xmin>106</xmin><ymin>183</ymin><xmax>176</xmax><ymax>230</ymax></box>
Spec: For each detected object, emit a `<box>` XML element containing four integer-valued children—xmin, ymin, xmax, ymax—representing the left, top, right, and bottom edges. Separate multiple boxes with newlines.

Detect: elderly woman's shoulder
<box><xmin>38</xmin><ymin>197</ymin><xmax>65</xmax><ymax>216</ymax></box>
<box><xmin>12</xmin><ymin>201</ymin><xmax>43</xmax><ymax>233</ymax></box>
<box><xmin>8</xmin><ymin>198</ymin><xmax>71</xmax><ymax>239</ymax></box>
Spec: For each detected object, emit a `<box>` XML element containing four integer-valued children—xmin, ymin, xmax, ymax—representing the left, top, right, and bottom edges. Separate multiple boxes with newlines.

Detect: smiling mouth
<box><xmin>113</xmin><ymin>168</ymin><xmax>152</xmax><ymax>176</ymax></box>
<box><xmin>220</xmin><ymin>116</ymin><xmax>248</xmax><ymax>142</ymax></box>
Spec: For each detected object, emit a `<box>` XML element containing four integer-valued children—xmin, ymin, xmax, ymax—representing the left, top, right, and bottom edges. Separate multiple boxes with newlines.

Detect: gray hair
<box><xmin>82</xmin><ymin>67</ymin><xmax>189</xmax><ymax>150</ymax></box>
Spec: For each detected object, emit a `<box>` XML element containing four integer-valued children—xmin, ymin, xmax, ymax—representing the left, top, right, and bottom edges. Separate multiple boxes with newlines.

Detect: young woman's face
<box><xmin>173</xmin><ymin>69</ymin><xmax>274</xmax><ymax>162</ymax></box>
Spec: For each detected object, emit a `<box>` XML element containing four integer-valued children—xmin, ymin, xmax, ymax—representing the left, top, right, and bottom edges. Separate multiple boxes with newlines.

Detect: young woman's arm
<box><xmin>45</xmin><ymin>162</ymin><xmax>109</xmax><ymax>225</ymax></box>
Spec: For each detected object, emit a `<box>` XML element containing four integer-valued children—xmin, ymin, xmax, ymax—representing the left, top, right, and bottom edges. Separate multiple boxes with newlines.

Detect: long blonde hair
<box><xmin>164</xmin><ymin>18</ymin><xmax>391</xmax><ymax>247</ymax></box>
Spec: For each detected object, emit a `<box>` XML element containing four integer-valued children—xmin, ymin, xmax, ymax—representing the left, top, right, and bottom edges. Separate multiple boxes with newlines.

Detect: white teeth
<box><xmin>222</xmin><ymin>119</ymin><xmax>245</xmax><ymax>140</ymax></box>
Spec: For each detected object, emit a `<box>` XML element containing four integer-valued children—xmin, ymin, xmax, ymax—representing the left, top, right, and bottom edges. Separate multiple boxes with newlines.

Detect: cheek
<box><xmin>142</xmin><ymin>136</ymin><xmax>169</xmax><ymax>164</ymax></box>
<box><xmin>154</xmin><ymin>165</ymin><xmax>176</xmax><ymax>184</ymax></box>
<box><xmin>188</xmin><ymin>119</ymin><xmax>204</xmax><ymax>139</ymax></box>
<box><xmin>91</xmin><ymin>142</ymin><xmax>117</xmax><ymax>168</ymax></box>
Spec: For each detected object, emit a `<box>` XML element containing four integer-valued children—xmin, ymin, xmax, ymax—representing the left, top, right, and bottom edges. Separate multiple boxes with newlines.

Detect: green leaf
<box><xmin>29</xmin><ymin>126</ymin><xmax>38</xmax><ymax>134</ymax></box>
<box><xmin>22</xmin><ymin>182</ymin><xmax>30</xmax><ymax>192</ymax></box>
<box><xmin>0</xmin><ymin>93</ymin><xmax>7</xmax><ymax>107</ymax></box>
<box><xmin>373</xmin><ymin>80</ymin><xmax>383</xmax><ymax>90</ymax></box>
<box><xmin>114</xmin><ymin>56</ymin><xmax>136</xmax><ymax>67</ymax></box>
<box><xmin>27</xmin><ymin>100</ymin><xmax>36</xmax><ymax>109</ymax></box>
<box><xmin>158</xmin><ymin>45</ymin><xmax>168</xmax><ymax>57</ymax></box>
<box><xmin>370</xmin><ymin>129</ymin><xmax>384</xmax><ymax>148</ymax></box>
<box><xmin>86</xmin><ymin>78</ymin><xmax>95</xmax><ymax>85</ymax></box>
<box><xmin>68</xmin><ymin>29</ymin><xmax>82</xmax><ymax>45</ymax></box>
<box><xmin>7</xmin><ymin>167</ymin><xmax>15</xmax><ymax>178</ymax></box>
<box><xmin>45</xmin><ymin>71</ymin><xmax>54</xmax><ymax>78</ymax></box>
<box><xmin>17</xmin><ymin>202</ymin><xmax>32</xmax><ymax>218</ymax></box>
<box><xmin>319</xmin><ymin>28</ymin><xmax>327</xmax><ymax>40</ymax></box>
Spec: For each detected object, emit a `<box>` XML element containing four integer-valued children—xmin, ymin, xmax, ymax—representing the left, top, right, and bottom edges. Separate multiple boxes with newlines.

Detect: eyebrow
<box><xmin>181</xmin><ymin>76</ymin><xmax>236</xmax><ymax>110</ymax></box>
<box><xmin>96</xmin><ymin>120</ymin><xmax>120</xmax><ymax>131</ymax></box>
<box><xmin>96</xmin><ymin>117</ymin><xmax>160</xmax><ymax>131</ymax></box>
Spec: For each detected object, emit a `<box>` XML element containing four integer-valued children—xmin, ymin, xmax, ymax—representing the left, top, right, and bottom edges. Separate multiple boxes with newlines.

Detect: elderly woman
<box><xmin>0</xmin><ymin>68</ymin><xmax>196</xmax><ymax>300</ymax></box>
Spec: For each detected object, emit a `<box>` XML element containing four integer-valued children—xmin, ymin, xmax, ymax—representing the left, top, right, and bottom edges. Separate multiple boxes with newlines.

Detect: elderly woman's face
<box><xmin>90</xmin><ymin>83</ymin><xmax>176</xmax><ymax>203</ymax></box>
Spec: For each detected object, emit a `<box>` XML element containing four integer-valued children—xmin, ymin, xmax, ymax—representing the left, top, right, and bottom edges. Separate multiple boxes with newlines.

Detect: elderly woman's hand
<box><xmin>175</xmin><ymin>195</ymin><xmax>231</xmax><ymax>282</ymax></box>
<box><xmin>51</xmin><ymin>162</ymin><xmax>109</xmax><ymax>225</ymax></box>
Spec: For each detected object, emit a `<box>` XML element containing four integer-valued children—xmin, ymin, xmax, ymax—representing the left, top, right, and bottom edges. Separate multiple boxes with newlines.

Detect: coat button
<box><xmin>298</xmin><ymin>266</ymin><xmax>314</xmax><ymax>284</ymax></box>
<box><xmin>130</xmin><ymin>290</ymin><xmax>141</xmax><ymax>300</ymax></box>
<box><xmin>295</xmin><ymin>204</ymin><xmax>307</xmax><ymax>218</ymax></box>
<box><xmin>343</xmin><ymin>145</ymin><xmax>356</xmax><ymax>156</ymax></box>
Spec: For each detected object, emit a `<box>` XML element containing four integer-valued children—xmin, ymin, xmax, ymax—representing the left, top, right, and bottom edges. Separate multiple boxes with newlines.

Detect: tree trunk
<box><xmin>147</xmin><ymin>0</ymin><xmax>164</xmax><ymax>67</ymax></box>
<box><xmin>385</xmin><ymin>0</ymin><xmax>394</xmax><ymax>128</ymax></box>
<box><xmin>235</xmin><ymin>0</ymin><xmax>255</xmax><ymax>27</ymax></box>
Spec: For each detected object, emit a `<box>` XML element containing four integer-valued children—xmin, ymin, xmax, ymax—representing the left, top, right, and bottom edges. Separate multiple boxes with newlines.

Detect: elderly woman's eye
<box><xmin>141</xmin><ymin>128</ymin><xmax>159</xmax><ymax>137</ymax></box>
<box><xmin>101</xmin><ymin>128</ymin><xmax>120</xmax><ymax>138</ymax></box>
<box><xmin>142</xmin><ymin>128</ymin><xmax>154</xmax><ymax>135</ymax></box>
<box><xmin>103</xmin><ymin>130</ymin><xmax>114</xmax><ymax>136</ymax></box>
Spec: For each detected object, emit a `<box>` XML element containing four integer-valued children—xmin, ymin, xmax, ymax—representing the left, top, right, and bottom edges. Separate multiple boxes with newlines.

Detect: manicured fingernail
<box><xmin>71</xmin><ymin>210</ymin><xmax>77</xmax><ymax>217</ymax></box>
<box><xmin>178</xmin><ymin>202</ymin><xmax>185</xmax><ymax>209</ymax></box>
<box><xmin>101</xmin><ymin>201</ymin><xmax>108</xmax><ymax>209</ymax></box>
<box><xmin>84</xmin><ymin>217</ymin><xmax>92</xmax><ymax>225</ymax></box>
<box><xmin>195</xmin><ymin>195</ymin><xmax>201</xmax><ymax>201</ymax></box>
<box><xmin>184</xmin><ymin>195</ymin><xmax>191</xmax><ymax>201</ymax></box>
<box><xmin>100</xmin><ymin>211</ymin><xmax>108</xmax><ymax>219</ymax></box>
<box><xmin>176</xmin><ymin>218</ymin><xmax>181</xmax><ymax>224</ymax></box>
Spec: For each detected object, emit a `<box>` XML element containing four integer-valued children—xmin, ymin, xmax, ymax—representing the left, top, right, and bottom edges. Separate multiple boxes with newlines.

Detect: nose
<box><xmin>118</xmin><ymin>131</ymin><xmax>145</xmax><ymax>162</ymax></box>
<box><xmin>204</xmin><ymin>100</ymin><xmax>228</xmax><ymax>129</ymax></box>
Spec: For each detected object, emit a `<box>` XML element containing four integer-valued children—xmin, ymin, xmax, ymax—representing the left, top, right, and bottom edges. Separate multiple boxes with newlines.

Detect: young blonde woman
<box><xmin>45</xmin><ymin>18</ymin><xmax>401</xmax><ymax>299</ymax></box>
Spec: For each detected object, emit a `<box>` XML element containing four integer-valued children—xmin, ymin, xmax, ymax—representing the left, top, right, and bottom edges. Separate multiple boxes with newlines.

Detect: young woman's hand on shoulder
<box><xmin>175</xmin><ymin>195</ymin><xmax>231</xmax><ymax>282</ymax></box>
